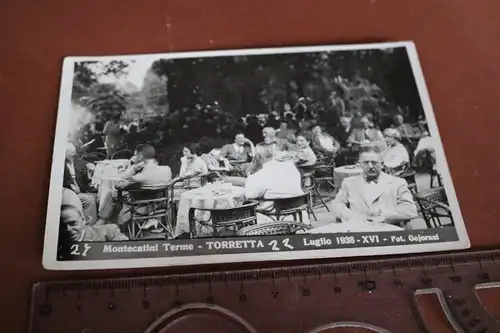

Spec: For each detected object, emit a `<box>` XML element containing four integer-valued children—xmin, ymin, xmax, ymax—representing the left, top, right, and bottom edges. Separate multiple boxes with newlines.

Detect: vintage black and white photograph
<box><xmin>43</xmin><ymin>42</ymin><xmax>469</xmax><ymax>270</ymax></box>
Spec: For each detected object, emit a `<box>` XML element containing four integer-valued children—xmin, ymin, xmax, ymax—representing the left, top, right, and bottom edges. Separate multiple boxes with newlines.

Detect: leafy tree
<box><xmin>157</xmin><ymin>47</ymin><xmax>422</xmax><ymax>127</ymax></box>
<box><xmin>141</xmin><ymin>69</ymin><xmax>169</xmax><ymax>117</ymax></box>
<box><xmin>71</xmin><ymin>60</ymin><xmax>133</xmax><ymax>104</ymax></box>
<box><xmin>82</xmin><ymin>83</ymin><xmax>128</xmax><ymax>123</ymax></box>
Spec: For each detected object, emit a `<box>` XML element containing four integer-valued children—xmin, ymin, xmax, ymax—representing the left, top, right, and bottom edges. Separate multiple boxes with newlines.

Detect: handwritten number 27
<box><xmin>70</xmin><ymin>244</ymin><xmax>91</xmax><ymax>256</ymax></box>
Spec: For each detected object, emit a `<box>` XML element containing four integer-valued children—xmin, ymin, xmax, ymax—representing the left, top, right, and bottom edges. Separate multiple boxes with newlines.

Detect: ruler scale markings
<box><xmin>31</xmin><ymin>250</ymin><xmax>500</xmax><ymax>333</ymax></box>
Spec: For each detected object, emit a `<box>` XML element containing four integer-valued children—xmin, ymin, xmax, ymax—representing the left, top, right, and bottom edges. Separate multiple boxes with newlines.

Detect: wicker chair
<box><xmin>237</xmin><ymin>221</ymin><xmax>312</xmax><ymax>236</ymax></box>
<box><xmin>256</xmin><ymin>193</ymin><xmax>309</xmax><ymax>224</ymax></box>
<box><xmin>120</xmin><ymin>186</ymin><xmax>174</xmax><ymax>240</ymax></box>
<box><xmin>111</xmin><ymin>149</ymin><xmax>134</xmax><ymax>160</ymax></box>
<box><xmin>414</xmin><ymin>187</ymin><xmax>454</xmax><ymax>228</ymax></box>
<box><xmin>298</xmin><ymin>165</ymin><xmax>325</xmax><ymax>221</ymax></box>
<box><xmin>188</xmin><ymin>200</ymin><xmax>259</xmax><ymax>238</ymax></box>
<box><xmin>314</xmin><ymin>156</ymin><xmax>336</xmax><ymax>199</ymax></box>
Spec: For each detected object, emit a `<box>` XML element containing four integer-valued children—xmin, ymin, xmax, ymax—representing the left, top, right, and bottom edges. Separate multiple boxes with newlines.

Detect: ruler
<box><xmin>30</xmin><ymin>250</ymin><xmax>500</xmax><ymax>333</ymax></box>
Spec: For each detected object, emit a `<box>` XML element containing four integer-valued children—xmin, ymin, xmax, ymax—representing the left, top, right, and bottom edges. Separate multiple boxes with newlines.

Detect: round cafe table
<box><xmin>334</xmin><ymin>165</ymin><xmax>363</xmax><ymax>188</ymax></box>
<box><xmin>174</xmin><ymin>184</ymin><xmax>246</xmax><ymax>237</ymax></box>
<box><xmin>91</xmin><ymin>159</ymin><xmax>130</xmax><ymax>187</ymax></box>
<box><xmin>93</xmin><ymin>159</ymin><xmax>130</xmax><ymax>209</ymax></box>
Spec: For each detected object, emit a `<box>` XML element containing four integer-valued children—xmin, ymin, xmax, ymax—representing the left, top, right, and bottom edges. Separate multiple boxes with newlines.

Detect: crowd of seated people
<box><xmin>60</xmin><ymin>105</ymin><xmax>434</xmax><ymax>243</ymax></box>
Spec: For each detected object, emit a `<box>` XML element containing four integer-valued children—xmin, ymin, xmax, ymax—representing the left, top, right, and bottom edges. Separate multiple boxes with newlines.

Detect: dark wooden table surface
<box><xmin>2</xmin><ymin>1</ymin><xmax>500</xmax><ymax>331</ymax></box>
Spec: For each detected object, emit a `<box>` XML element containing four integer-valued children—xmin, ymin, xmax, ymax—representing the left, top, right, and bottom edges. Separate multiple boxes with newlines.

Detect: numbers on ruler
<box><xmin>268</xmin><ymin>238</ymin><xmax>294</xmax><ymax>251</ymax></box>
<box><xmin>358</xmin><ymin>280</ymin><xmax>377</xmax><ymax>292</ymax></box>
<box><xmin>468</xmin><ymin>318</ymin><xmax>480</xmax><ymax>328</ymax></box>
<box><xmin>478</xmin><ymin>272</ymin><xmax>490</xmax><ymax>283</ymax></box>
<box><xmin>393</xmin><ymin>279</ymin><xmax>404</xmax><ymax>287</ymax></box>
<box><xmin>39</xmin><ymin>304</ymin><xmax>52</xmax><ymax>316</ymax></box>
<box><xmin>421</xmin><ymin>277</ymin><xmax>433</xmax><ymax>286</ymax></box>
<box><xmin>461</xmin><ymin>308</ymin><xmax>472</xmax><ymax>317</ymax></box>
<box><xmin>70</xmin><ymin>243</ymin><xmax>91</xmax><ymax>257</ymax></box>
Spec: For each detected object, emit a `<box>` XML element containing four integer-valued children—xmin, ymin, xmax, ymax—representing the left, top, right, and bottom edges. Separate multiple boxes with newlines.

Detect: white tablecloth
<box><xmin>91</xmin><ymin>159</ymin><xmax>129</xmax><ymax>187</ymax></box>
<box><xmin>174</xmin><ymin>184</ymin><xmax>246</xmax><ymax>237</ymax></box>
<box><xmin>92</xmin><ymin>159</ymin><xmax>130</xmax><ymax>209</ymax></box>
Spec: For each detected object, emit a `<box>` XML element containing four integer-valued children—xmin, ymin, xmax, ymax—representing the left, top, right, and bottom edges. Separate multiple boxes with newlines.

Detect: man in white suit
<box><xmin>331</xmin><ymin>146</ymin><xmax>417</xmax><ymax>227</ymax></box>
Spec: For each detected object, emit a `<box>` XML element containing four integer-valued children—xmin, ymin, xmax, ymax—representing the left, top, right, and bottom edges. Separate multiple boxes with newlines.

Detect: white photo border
<box><xmin>43</xmin><ymin>41</ymin><xmax>470</xmax><ymax>270</ymax></box>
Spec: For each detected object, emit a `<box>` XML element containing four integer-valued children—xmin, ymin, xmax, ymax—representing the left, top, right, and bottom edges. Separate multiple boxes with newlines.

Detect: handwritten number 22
<box><xmin>268</xmin><ymin>238</ymin><xmax>294</xmax><ymax>251</ymax></box>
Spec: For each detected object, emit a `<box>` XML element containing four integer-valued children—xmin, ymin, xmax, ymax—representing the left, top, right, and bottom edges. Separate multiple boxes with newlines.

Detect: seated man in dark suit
<box><xmin>60</xmin><ymin>204</ymin><xmax>128</xmax><ymax>242</ymax></box>
<box><xmin>332</xmin><ymin>116</ymin><xmax>352</xmax><ymax>148</ymax></box>
<box><xmin>124</xmin><ymin>124</ymin><xmax>143</xmax><ymax>150</ymax></box>
<box><xmin>220</xmin><ymin>133</ymin><xmax>255</xmax><ymax>176</ymax></box>
<box><xmin>63</xmin><ymin>143</ymin><xmax>98</xmax><ymax>225</ymax></box>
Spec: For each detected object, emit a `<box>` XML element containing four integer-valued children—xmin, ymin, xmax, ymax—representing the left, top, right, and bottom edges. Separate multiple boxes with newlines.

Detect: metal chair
<box><xmin>430</xmin><ymin>169</ymin><xmax>443</xmax><ymax>188</ymax></box>
<box><xmin>111</xmin><ymin>149</ymin><xmax>134</xmax><ymax>160</ymax></box>
<box><xmin>314</xmin><ymin>156</ymin><xmax>336</xmax><ymax>199</ymax></box>
<box><xmin>414</xmin><ymin>149</ymin><xmax>442</xmax><ymax>188</ymax></box>
<box><xmin>81</xmin><ymin>152</ymin><xmax>106</xmax><ymax>163</ymax></box>
<box><xmin>298</xmin><ymin>165</ymin><xmax>326</xmax><ymax>221</ymax></box>
<box><xmin>120</xmin><ymin>186</ymin><xmax>174</xmax><ymax>240</ymax></box>
<box><xmin>399</xmin><ymin>169</ymin><xmax>418</xmax><ymax>195</ymax></box>
<box><xmin>237</xmin><ymin>221</ymin><xmax>312</xmax><ymax>236</ymax></box>
<box><xmin>188</xmin><ymin>200</ymin><xmax>259</xmax><ymax>238</ymax></box>
<box><xmin>256</xmin><ymin>193</ymin><xmax>309</xmax><ymax>224</ymax></box>
<box><xmin>414</xmin><ymin>187</ymin><xmax>454</xmax><ymax>228</ymax></box>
